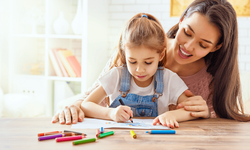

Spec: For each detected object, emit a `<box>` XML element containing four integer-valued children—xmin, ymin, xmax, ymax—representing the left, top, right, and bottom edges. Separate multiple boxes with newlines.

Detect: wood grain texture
<box><xmin>0</xmin><ymin>118</ymin><xmax>250</xmax><ymax>150</ymax></box>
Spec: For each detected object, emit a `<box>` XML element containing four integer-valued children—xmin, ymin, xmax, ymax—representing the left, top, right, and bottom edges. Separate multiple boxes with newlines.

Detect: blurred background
<box><xmin>0</xmin><ymin>0</ymin><xmax>249</xmax><ymax>117</ymax></box>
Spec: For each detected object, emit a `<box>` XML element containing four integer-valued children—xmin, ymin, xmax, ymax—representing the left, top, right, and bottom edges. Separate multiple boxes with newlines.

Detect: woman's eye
<box><xmin>129</xmin><ymin>61</ymin><xmax>136</xmax><ymax>64</ymax></box>
<box><xmin>145</xmin><ymin>62</ymin><xmax>152</xmax><ymax>65</ymax></box>
<box><xmin>184</xmin><ymin>29</ymin><xmax>191</xmax><ymax>37</ymax></box>
<box><xmin>200</xmin><ymin>43</ymin><xmax>207</xmax><ymax>49</ymax></box>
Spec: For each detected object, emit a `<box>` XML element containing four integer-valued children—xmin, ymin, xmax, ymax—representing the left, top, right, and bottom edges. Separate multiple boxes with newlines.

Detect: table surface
<box><xmin>1</xmin><ymin>117</ymin><xmax>250</xmax><ymax>150</ymax></box>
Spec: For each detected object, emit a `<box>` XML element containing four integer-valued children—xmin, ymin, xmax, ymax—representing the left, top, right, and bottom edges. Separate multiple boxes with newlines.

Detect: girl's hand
<box><xmin>51</xmin><ymin>104</ymin><xmax>85</xmax><ymax>125</ymax></box>
<box><xmin>152</xmin><ymin>112</ymin><xmax>179</xmax><ymax>129</ymax></box>
<box><xmin>177</xmin><ymin>90</ymin><xmax>210</xmax><ymax>118</ymax></box>
<box><xmin>109</xmin><ymin>105</ymin><xmax>133</xmax><ymax>122</ymax></box>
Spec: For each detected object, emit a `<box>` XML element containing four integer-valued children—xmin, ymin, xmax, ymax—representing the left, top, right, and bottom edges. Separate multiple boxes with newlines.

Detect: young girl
<box><xmin>80</xmin><ymin>13</ymin><xmax>196</xmax><ymax>128</ymax></box>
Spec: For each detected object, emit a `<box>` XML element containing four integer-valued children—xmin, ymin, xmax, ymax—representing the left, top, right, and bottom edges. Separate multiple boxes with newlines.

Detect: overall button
<box><xmin>140</xmin><ymin>110</ymin><xmax>145</xmax><ymax>116</ymax></box>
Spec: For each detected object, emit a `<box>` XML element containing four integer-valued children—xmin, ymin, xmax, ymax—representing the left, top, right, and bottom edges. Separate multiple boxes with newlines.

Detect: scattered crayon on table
<box><xmin>146</xmin><ymin>130</ymin><xmax>176</xmax><ymax>134</ymax></box>
<box><xmin>56</xmin><ymin>135</ymin><xmax>83</xmax><ymax>142</ymax></box>
<box><xmin>64</xmin><ymin>130</ymin><xmax>87</xmax><ymax>136</ymax></box>
<box><xmin>72</xmin><ymin>138</ymin><xmax>96</xmax><ymax>145</ymax></box>
<box><xmin>38</xmin><ymin>134</ymin><xmax>65</xmax><ymax>141</ymax></box>
<box><xmin>100</xmin><ymin>127</ymin><xmax>104</xmax><ymax>133</ymax></box>
<box><xmin>98</xmin><ymin>131</ymin><xmax>114</xmax><ymax>139</ymax></box>
<box><xmin>96</xmin><ymin>129</ymin><xmax>100</xmax><ymax>138</ymax></box>
<box><xmin>130</xmin><ymin>130</ymin><xmax>137</xmax><ymax>139</ymax></box>
<box><xmin>38</xmin><ymin>131</ymin><xmax>62</xmax><ymax>137</ymax></box>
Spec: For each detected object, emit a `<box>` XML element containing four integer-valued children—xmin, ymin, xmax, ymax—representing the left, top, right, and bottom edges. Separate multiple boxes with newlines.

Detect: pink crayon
<box><xmin>56</xmin><ymin>135</ymin><xmax>84</xmax><ymax>142</ymax></box>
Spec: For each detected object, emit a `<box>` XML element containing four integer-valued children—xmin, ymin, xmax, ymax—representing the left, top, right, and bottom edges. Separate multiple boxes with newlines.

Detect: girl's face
<box><xmin>125</xmin><ymin>45</ymin><xmax>164</xmax><ymax>87</ymax></box>
<box><xmin>173</xmin><ymin>12</ymin><xmax>222</xmax><ymax>65</ymax></box>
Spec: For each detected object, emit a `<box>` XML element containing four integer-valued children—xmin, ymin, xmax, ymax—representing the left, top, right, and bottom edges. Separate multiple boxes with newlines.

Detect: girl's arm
<box><xmin>153</xmin><ymin>92</ymin><xmax>197</xmax><ymax>128</ymax></box>
<box><xmin>81</xmin><ymin>85</ymin><xmax>133</xmax><ymax>122</ymax></box>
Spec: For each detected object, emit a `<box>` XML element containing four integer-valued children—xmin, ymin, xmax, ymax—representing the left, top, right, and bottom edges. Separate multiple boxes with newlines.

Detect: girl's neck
<box><xmin>166</xmin><ymin>39</ymin><xmax>206</xmax><ymax>76</ymax></box>
<box><xmin>133</xmin><ymin>76</ymin><xmax>153</xmax><ymax>87</ymax></box>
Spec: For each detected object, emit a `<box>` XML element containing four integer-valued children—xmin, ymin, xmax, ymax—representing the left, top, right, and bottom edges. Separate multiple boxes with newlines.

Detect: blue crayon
<box><xmin>100</xmin><ymin>127</ymin><xmax>104</xmax><ymax>133</ymax></box>
<box><xmin>146</xmin><ymin>130</ymin><xmax>175</xmax><ymax>134</ymax></box>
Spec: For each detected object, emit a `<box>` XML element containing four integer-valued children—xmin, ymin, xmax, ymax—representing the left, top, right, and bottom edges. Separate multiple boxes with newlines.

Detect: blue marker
<box><xmin>100</xmin><ymin>127</ymin><xmax>104</xmax><ymax>133</ymax></box>
<box><xmin>146</xmin><ymin>130</ymin><xmax>175</xmax><ymax>134</ymax></box>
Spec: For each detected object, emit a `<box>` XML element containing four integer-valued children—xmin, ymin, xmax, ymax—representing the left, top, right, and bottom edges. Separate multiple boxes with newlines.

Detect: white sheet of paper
<box><xmin>71</xmin><ymin>118</ymin><xmax>170</xmax><ymax>129</ymax></box>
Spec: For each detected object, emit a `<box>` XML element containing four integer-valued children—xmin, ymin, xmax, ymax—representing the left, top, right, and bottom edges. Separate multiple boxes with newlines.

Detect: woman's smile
<box><xmin>178</xmin><ymin>46</ymin><xmax>192</xmax><ymax>59</ymax></box>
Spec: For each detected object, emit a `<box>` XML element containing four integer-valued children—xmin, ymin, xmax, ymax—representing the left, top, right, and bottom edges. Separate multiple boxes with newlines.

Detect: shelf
<box><xmin>48</xmin><ymin>34</ymin><xmax>82</xmax><ymax>39</ymax></box>
<box><xmin>48</xmin><ymin>76</ymin><xmax>82</xmax><ymax>82</ymax></box>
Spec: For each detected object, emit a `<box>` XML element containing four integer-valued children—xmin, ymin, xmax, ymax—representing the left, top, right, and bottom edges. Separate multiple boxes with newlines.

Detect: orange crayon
<box><xmin>38</xmin><ymin>131</ymin><xmax>62</xmax><ymax>137</ymax></box>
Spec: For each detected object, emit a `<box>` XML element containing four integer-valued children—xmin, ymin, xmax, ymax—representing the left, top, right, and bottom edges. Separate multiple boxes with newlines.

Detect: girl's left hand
<box><xmin>152</xmin><ymin>112</ymin><xmax>179</xmax><ymax>129</ymax></box>
<box><xmin>177</xmin><ymin>90</ymin><xmax>210</xmax><ymax>118</ymax></box>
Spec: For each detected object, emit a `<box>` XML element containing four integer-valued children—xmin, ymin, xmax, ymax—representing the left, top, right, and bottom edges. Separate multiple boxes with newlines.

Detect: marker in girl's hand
<box><xmin>119</xmin><ymin>99</ymin><xmax>133</xmax><ymax>123</ymax></box>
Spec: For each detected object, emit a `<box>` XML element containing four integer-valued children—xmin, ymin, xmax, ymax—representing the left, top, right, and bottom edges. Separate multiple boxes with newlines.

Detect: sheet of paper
<box><xmin>71</xmin><ymin>118</ymin><xmax>170</xmax><ymax>129</ymax></box>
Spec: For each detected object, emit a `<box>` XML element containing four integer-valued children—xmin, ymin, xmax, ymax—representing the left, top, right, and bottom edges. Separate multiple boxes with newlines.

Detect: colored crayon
<box><xmin>38</xmin><ymin>134</ymin><xmax>65</xmax><ymax>141</ymax></box>
<box><xmin>96</xmin><ymin>129</ymin><xmax>100</xmax><ymax>138</ymax></box>
<box><xmin>56</xmin><ymin>135</ymin><xmax>83</xmax><ymax>142</ymax></box>
<box><xmin>146</xmin><ymin>130</ymin><xmax>176</xmax><ymax>134</ymax></box>
<box><xmin>100</xmin><ymin>127</ymin><xmax>104</xmax><ymax>133</ymax></box>
<box><xmin>63</xmin><ymin>132</ymin><xmax>75</xmax><ymax>136</ymax></box>
<box><xmin>118</xmin><ymin>99</ymin><xmax>133</xmax><ymax>123</ymax></box>
<box><xmin>72</xmin><ymin>138</ymin><xmax>96</xmax><ymax>145</ymax></box>
<box><xmin>64</xmin><ymin>130</ymin><xmax>87</xmax><ymax>136</ymax></box>
<box><xmin>130</xmin><ymin>130</ymin><xmax>137</xmax><ymax>139</ymax></box>
<box><xmin>98</xmin><ymin>131</ymin><xmax>114</xmax><ymax>138</ymax></box>
<box><xmin>38</xmin><ymin>131</ymin><xmax>62</xmax><ymax>137</ymax></box>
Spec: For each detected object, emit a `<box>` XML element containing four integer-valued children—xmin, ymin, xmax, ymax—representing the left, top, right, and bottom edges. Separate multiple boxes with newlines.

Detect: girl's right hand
<box><xmin>109</xmin><ymin>105</ymin><xmax>133</xmax><ymax>122</ymax></box>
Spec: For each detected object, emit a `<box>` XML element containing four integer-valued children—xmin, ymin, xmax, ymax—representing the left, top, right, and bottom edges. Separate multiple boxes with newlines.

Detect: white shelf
<box><xmin>8</xmin><ymin>0</ymin><xmax>109</xmax><ymax>116</ymax></box>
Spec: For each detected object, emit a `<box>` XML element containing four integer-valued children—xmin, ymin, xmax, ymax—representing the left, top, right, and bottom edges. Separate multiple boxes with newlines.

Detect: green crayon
<box><xmin>72</xmin><ymin>138</ymin><xmax>96</xmax><ymax>145</ymax></box>
<box><xmin>98</xmin><ymin>131</ymin><xmax>114</xmax><ymax>138</ymax></box>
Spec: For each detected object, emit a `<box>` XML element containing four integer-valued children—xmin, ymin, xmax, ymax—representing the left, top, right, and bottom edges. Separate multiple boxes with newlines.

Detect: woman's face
<box><xmin>173</xmin><ymin>12</ymin><xmax>222</xmax><ymax>65</ymax></box>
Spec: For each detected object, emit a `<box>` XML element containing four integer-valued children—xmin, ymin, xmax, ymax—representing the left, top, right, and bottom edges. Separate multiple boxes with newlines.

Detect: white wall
<box><xmin>107</xmin><ymin>0</ymin><xmax>250</xmax><ymax>73</ymax></box>
<box><xmin>0</xmin><ymin>1</ymin><xmax>9</xmax><ymax>93</ymax></box>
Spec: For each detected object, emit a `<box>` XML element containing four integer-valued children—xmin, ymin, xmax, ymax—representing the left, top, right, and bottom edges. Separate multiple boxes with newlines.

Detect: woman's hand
<box><xmin>177</xmin><ymin>90</ymin><xmax>210</xmax><ymax>118</ymax></box>
<box><xmin>152</xmin><ymin>111</ymin><xmax>179</xmax><ymax>129</ymax></box>
<box><xmin>51</xmin><ymin>104</ymin><xmax>85</xmax><ymax>125</ymax></box>
<box><xmin>108</xmin><ymin>105</ymin><xmax>133</xmax><ymax>122</ymax></box>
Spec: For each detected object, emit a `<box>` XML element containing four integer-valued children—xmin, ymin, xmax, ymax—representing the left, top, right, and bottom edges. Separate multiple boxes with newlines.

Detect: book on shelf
<box><xmin>66</xmin><ymin>56</ymin><xmax>81</xmax><ymax>77</ymax></box>
<box><xmin>49</xmin><ymin>49</ymin><xmax>63</xmax><ymax>77</ymax></box>
<box><xmin>53</xmin><ymin>49</ymin><xmax>69</xmax><ymax>77</ymax></box>
<box><xmin>57</xmin><ymin>50</ymin><xmax>77</xmax><ymax>77</ymax></box>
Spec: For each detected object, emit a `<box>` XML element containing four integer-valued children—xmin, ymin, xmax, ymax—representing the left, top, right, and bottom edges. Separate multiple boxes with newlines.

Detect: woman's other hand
<box><xmin>51</xmin><ymin>104</ymin><xmax>85</xmax><ymax>125</ymax></box>
<box><xmin>177</xmin><ymin>90</ymin><xmax>210</xmax><ymax>118</ymax></box>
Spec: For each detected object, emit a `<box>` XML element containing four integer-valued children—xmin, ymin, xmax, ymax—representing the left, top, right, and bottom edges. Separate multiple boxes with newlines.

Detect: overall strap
<box><xmin>154</xmin><ymin>66</ymin><xmax>164</xmax><ymax>94</ymax></box>
<box><xmin>119</xmin><ymin>66</ymin><xmax>131</xmax><ymax>97</ymax></box>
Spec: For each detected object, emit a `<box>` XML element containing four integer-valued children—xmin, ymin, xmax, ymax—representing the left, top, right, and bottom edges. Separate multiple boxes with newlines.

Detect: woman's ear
<box><xmin>211</xmin><ymin>43</ymin><xmax>223</xmax><ymax>52</ymax></box>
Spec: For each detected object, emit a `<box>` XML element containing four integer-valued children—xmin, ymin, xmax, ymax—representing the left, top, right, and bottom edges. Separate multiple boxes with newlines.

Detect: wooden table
<box><xmin>0</xmin><ymin>118</ymin><xmax>250</xmax><ymax>150</ymax></box>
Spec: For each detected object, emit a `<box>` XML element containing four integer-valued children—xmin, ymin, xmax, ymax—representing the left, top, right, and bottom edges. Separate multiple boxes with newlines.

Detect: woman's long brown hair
<box><xmin>167</xmin><ymin>0</ymin><xmax>250</xmax><ymax>121</ymax></box>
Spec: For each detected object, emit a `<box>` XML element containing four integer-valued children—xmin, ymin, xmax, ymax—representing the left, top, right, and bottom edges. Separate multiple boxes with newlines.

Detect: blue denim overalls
<box><xmin>109</xmin><ymin>66</ymin><xmax>164</xmax><ymax>117</ymax></box>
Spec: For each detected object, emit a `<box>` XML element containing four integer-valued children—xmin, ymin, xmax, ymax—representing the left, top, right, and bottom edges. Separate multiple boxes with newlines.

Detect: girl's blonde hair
<box><xmin>110</xmin><ymin>13</ymin><xmax>167</xmax><ymax>70</ymax></box>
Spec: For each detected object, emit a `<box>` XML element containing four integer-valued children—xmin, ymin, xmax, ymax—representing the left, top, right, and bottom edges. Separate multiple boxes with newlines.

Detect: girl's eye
<box><xmin>129</xmin><ymin>61</ymin><xmax>136</xmax><ymax>64</ymax></box>
<box><xmin>184</xmin><ymin>29</ymin><xmax>191</xmax><ymax>37</ymax></box>
<box><xmin>200</xmin><ymin>43</ymin><xmax>207</xmax><ymax>49</ymax></box>
<box><xmin>145</xmin><ymin>62</ymin><xmax>152</xmax><ymax>65</ymax></box>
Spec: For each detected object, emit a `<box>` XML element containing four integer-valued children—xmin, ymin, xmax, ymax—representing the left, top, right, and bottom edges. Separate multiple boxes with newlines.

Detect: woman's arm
<box><xmin>177</xmin><ymin>90</ymin><xmax>210</xmax><ymax>118</ymax></box>
<box><xmin>153</xmin><ymin>92</ymin><xmax>197</xmax><ymax>128</ymax></box>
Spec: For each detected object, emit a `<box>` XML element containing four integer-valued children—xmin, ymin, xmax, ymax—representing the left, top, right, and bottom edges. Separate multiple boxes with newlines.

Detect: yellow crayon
<box><xmin>130</xmin><ymin>130</ymin><xmax>137</xmax><ymax>139</ymax></box>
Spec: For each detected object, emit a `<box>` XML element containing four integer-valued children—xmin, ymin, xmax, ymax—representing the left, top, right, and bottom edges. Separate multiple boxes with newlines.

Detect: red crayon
<box><xmin>38</xmin><ymin>131</ymin><xmax>62</xmax><ymax>137</ymax></box>
<box><xmin>56</xmin><ymin>135</ymin><xmax>83</xmax><ymax>142</ymax></box>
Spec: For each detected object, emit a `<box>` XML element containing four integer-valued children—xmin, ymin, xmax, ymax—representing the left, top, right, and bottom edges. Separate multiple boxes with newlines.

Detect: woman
<box><xmin>52</xmin><ymin>0</ymin><xmax>250</xmax><ymax>125</ymax></box>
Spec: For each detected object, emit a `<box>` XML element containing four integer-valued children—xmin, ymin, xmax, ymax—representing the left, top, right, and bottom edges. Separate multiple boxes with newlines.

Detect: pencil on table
<box><xmin>130</xmin><ymin>130</ymin><xmax>137</xmax><ymax>139</ymax></box>
<box><xmin>38</xmin><ymin>131</ymin><xmax>62</xmax><ymax>137</ymax></box>
<box><xmin>64</xmin><ymin>130</ymin><xmax>87</xmax><ymax>136</ymax></box>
